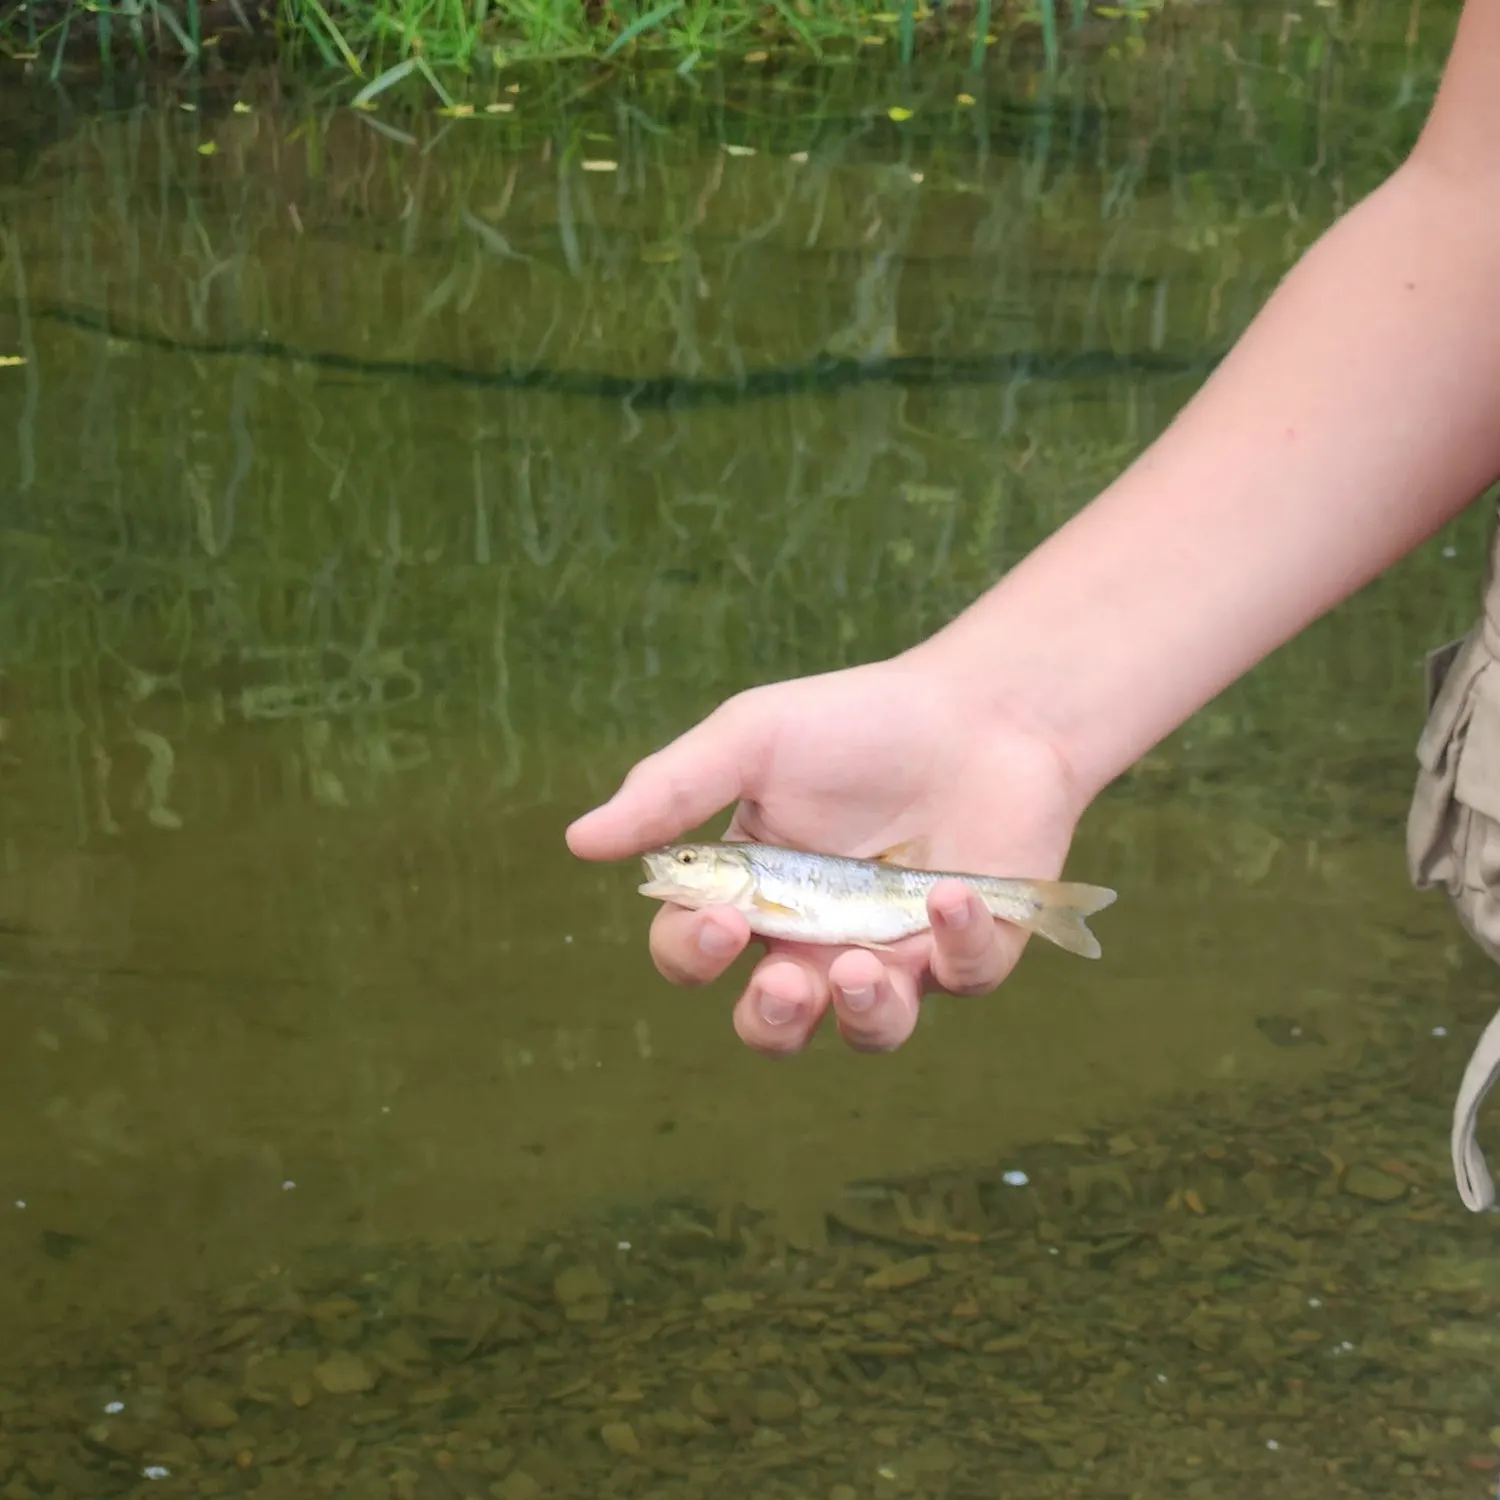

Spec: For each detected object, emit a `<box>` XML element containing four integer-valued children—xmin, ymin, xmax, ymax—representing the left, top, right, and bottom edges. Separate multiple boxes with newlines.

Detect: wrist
<box><xmin>894</xmin><ymin>627</ymin><xmax>1104</xmax><ymax>819</ymax></box>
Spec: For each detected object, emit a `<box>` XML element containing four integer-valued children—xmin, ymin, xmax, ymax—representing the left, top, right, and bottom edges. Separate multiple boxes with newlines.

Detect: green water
<box><xmin>5</xmin><ymin>10</ymin><xmax>1500</xmax><ymax>1498</ymax></box>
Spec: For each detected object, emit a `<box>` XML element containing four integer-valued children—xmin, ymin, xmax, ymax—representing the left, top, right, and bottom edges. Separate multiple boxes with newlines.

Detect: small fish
<box><xmin>638</xmin><ymin>841</ymin><xmax>1117</xmax><ymax>959</ymax></box>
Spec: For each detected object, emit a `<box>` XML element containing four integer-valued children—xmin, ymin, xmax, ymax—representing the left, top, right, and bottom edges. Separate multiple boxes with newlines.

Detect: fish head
<box><xmin>638</xmin><ymin>843</ymin><xmax>752</xmax><ymax>908</ymax></box>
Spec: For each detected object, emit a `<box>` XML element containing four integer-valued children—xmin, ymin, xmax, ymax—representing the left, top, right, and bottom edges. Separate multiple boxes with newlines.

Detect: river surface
<box><xmin>3</xmin><ymin>9</ymin><xmax>1500</xmax><ymax>1498</ymax></box>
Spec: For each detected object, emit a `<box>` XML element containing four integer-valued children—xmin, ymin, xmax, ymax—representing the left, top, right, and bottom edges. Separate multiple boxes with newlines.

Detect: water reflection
<box><xmin>2</xmin><ymin>17</ymin><xmax>1498</xmax><ymax>1497</ymax></box>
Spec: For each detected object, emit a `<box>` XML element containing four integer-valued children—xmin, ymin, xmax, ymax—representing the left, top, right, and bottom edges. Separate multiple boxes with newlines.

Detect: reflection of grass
<box><xmin>0</xmin><ymin>13</ymin><xmax>1474</xmax><ymax>857</ymax></box>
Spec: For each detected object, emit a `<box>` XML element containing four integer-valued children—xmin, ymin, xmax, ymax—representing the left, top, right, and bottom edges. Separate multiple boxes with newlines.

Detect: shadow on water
<box><xmin>4</xmin><ymin>9</ymin><xmax>1500</xmax><ymax>1496</ymax></box>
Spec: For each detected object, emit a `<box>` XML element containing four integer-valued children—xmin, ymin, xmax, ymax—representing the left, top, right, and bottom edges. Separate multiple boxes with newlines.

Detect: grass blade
<box><xmin>414</xmin><ymin>54</ymin><xmax>456</xmax><ymax>108</ymax></box>
<box><xmin>971</xmin><ymin>0</ymin><xmax>991</xmax><ymax>68</ymax></box>
<box><xmin>1038</xmin><ymin>0</ymin><xmax>1058</xmax><ymax>70</ymax></box>
<box><xmin>299</xmin><ymin>0</ymin><xmax>365</xmax><ymax>75</ymax></box>
<box><xmin>48</xmin><ymin>0</ymin><xmax>74</xmax><ymax>79</ymax></box>
<box><xmin>148</xmin><ymin>0</ymin><xmax>201</xmax><ymax>59</ymax></box>
<box><xmin>601</xmin><ymin>0</ymin><xmax>684</xmax><ymax>58</ymax></box>
<box><xmin>766</xmin><ymin>0</ymin><xmax>820</xmax><ymax>55</ymax></box>
<box><xmin>350</xmin><ymin>56</ymin><xmax>419</xmax><ymax>107</ymax></box>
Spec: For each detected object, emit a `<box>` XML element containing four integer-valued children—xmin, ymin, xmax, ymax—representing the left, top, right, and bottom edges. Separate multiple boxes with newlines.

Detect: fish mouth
<box><xmin>638</xmin><ymin>852</ymin><xmax>677</xmax><ymax>900</ymax></box>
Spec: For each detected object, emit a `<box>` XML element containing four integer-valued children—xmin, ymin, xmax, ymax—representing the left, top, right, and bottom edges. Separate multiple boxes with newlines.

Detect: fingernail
<box><xmin>699</xmin><ymin>922</ymin><xmax>737</xmax><ymax>959</ymax></box>
<box><xmin>937</xmin><ymin>900</ymin><xmax>970</xmax><ymax>929</ymax></box>
<box><xmin>840</xmin><ymin>986</ymin><xmax>876</xmax><ymax>1014</ymax></box>
<box><xmin>759</xmin><ymin>994</ymin><xmax>801</xmax><ymax>1027</ymax></box>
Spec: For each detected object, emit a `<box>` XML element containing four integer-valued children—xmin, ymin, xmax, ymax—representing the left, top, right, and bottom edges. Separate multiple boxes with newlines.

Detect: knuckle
<box><xmin>840</xmin><ymin>1015</ymin><xmax>913</xmax><ymax>1052</ymax></box>
<box><xmin>836</xmin><ymin>989</ymin><xmax>918</xmax><ymax>1051</ymax></box>
<box><xmin>842</xmin><ymin>1028</ymin><xmax>906</xmax><ymax>1054</ymax></box>
<box><xmin>714</xmin><ymin>687</ymin><xmax>762</xmax><ymax>731</ymax></box>
<box><xmin>932</xmin><ymin>955</ymin><xmax>1007</xmax><ymax>998</ymax></box>
<box><xmin>931</xmin><ymin>926</ymin><xmax>1026</xmax><ymax>997</ymax></box>
<box><xmin>734</xmin><ymin>1013</ymin><xmax>812</xmax><ymax>1056</ymax></box>
<box><xmin>662</xmin><ymin>775</ymin><xmax>706</xmax><ymax>832</ymax></box>
<box><xmin>649</xmin><ymin>918</ymin><xmax>719</xmax><ymax>987</ymax></box>
<box><xmin>941</xmin><ymin>917</ymin><xmax>996</xmax><ymax>961</ymax></box>
<box><xmin>942</xmin><ymin>975</ymin><xmax>1001</xmax><ymax>999</ymax></box>
<box><xmin>652</xmin><ymin>953</ymin><xmax>710</xmax><ymax>988</ymax></box>
<box><xmin>751</xmin><ymin>1033</ymin><xmax>810</xmax><ymax>1057</ymax></box>
<box><xmin>636</xmin><ymin>763</ymin><xmax>704</xmax><ymax>837</ymax></box>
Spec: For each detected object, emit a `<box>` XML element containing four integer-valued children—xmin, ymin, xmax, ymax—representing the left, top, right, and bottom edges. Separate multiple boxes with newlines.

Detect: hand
<box><xmin>565</xmin><ymin>652</ymin><xmax>1091</xmax><ymax>1055</ymax></box>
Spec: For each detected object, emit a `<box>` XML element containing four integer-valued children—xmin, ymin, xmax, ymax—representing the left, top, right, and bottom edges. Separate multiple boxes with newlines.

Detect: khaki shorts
<box><xmin>1407</xmin><ymin>503</ymin><xmax>1500</xmax><ymax>1211</ymax></box>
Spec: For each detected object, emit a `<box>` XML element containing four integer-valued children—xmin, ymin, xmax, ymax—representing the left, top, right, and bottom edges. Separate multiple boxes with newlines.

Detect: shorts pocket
<box><xmin>1408</xmin><ymin>628</ymin><xmax>1500</xmax><ymax>964</ymax></box>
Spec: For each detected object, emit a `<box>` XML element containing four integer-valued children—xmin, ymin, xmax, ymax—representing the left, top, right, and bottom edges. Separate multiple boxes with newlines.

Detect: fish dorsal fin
<box><xmin>872</xmin><ymin>838</ymin><xmax>927</xmax><ymax>869</ymax></box>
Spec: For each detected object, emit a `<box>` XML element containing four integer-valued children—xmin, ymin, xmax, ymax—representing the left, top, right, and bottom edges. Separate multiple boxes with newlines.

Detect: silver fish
<box><xmin>639</xmin><ymin>841</ymin><xmax>1117</xmax><ymax>959</ymax></box>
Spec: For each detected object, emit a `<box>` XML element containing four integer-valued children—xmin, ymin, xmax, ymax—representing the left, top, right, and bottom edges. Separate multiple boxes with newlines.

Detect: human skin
<box><xmin>566</xmin><ymin>0</ymin><xmax>1500</xmax><ymax>1057</ymax></box>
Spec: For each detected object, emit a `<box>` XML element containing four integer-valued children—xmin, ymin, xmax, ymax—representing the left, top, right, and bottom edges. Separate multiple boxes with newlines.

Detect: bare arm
<box><xmin>913</xmin><ymin>0</ymin><xmax>1500</xmax><ymax>804</ymax></box>
<box><xmin>569</xmin><ymin>0</ymin><xmax>1500</xmax><ymax>1058</ymax></box>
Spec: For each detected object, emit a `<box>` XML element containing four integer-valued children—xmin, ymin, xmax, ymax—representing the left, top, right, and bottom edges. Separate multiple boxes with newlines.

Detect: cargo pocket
<box><xmin>1409</xmin><ymin>630</ymin><xmax>1500</xmax><ymax>959</ymax></box>
<box><xmin>1407</xmin><ymin>629</ymin><xmax>1500</xmax><ymax>954</ymax></box>
<box><xmin>1406</xmin><ymin>627</ymin><xmax>1500</xmax><ymax>1211</ymax></box>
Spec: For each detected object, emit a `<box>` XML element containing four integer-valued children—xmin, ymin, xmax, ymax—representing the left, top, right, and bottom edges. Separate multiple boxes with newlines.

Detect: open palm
<box><xmin>566</xmin><ymin>656</ymin><xmax>1088</xmax><ymax>1054</ymax></box>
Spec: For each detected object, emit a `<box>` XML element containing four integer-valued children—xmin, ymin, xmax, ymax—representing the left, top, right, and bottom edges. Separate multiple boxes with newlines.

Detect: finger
<box><xmin>827</xmin><ymin>947</ymin><xmax>921</xmax><ymax>1052</ymax></box>
<box><xmin>733</xmin><ymin>955</ymin><xmax>830</xmax><ymax>1057</ymax></box>
<box><xmin>926</xmin><ymin>880</ymin><xmax>1026</xmax><ymax>997</ymax></box>
<box><xmin>649</xmin><ymin>904</ymin><xmax>751</xmax><ymax>987</ymax></box>
<box><xmin>565</xmin><ymin>699</ymin><xmax>759</xmax><ymax>861</ymax></box>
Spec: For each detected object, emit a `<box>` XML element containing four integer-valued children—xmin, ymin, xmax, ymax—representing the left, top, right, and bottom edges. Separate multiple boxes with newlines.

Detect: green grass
<box><xmin>6</xmin><ymin>0</ymin><xmax>1230</xmax><ymax>84</ymax></box>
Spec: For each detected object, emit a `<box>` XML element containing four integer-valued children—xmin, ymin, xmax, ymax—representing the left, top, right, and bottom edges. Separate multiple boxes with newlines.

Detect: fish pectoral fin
<box><xmin>872</xmin><ymin>837</ymin><xmax>928</xmax><ymax>869</ymax></box>
<box><xmin>752</xmin><ymin>893</ymin><xmax>802</xmax><ymax>919</ymax></box>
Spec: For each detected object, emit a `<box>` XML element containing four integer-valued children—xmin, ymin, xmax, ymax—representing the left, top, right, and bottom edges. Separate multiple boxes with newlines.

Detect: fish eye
<box><xmin>677</xmin><ymin>850</ymin><xmax>696</xmax><ymax>864</ymax></box>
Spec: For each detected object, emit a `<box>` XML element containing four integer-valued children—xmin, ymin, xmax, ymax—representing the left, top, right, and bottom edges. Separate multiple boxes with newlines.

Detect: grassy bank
<box><xmin>5</xmin><ymin>0</ymin><xmax>1319</xmax><ymax>87</ymax></box>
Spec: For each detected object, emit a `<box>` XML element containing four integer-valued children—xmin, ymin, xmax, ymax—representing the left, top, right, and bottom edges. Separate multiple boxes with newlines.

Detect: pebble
<box><xmin>1342</xmin><ymin>1164</ymin><xmax>1408</xmax><ymax>1203</ymax></box>
<box><xmin>599</xmin><ymin>1420</ymin><xmax>640</xmax><ymax>1456</ymax></box>
<box><xmin>178</xmin><ymin>1380</ymin><xmax>239</xmax><ymax>1432</ymax></box>
<box><xmin>491</xmin><ymin>1472</ymin><xmax>542</xmax><ymax>1500</ymax></box>
<box><xmin>553</xmin><ymin>1265</ymin><xmax>611</xmax><ymax>1322</ymax></box>
<box><xmin>701</xmin><ymin>1290</ymin><xmax>756</xmax><ymax>1313</ymax></box>
<box><xmin>752</xmin><ymin>1389</ymin><xmax>799</xmax><ymax>1425</ymax></box>
<box><xmin>864</xmin><ymin>1255</ymin><xmax>932</xmax><ymax>1291</ymax></box>
<box><xmin>313</xmin><ymin>1352</ymin><xmax>377</xmax><ymax>1395</ymax></box>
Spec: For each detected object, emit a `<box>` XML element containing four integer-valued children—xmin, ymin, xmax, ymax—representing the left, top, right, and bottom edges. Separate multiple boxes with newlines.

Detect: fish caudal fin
<box><xmin>988</xmin><ymin>881</ymin><xmax>1117</xmax><ymax>960</ymax></box>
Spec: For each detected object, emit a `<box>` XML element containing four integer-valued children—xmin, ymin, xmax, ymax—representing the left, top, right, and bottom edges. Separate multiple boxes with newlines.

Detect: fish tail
<box><xmin>983</xmin><ymin>880</ymin><xmax>1117</xmax><ymax>960</ymax></box>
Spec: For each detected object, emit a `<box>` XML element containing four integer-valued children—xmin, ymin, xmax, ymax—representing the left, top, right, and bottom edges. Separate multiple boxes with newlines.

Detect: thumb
<box><xmin>565</xmin><ymin>702</ymin><xmax>759</xmax><ymax>861</ymax></box>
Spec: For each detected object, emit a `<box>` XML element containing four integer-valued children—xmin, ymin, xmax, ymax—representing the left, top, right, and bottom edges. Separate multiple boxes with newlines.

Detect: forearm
<box><xmin>916</xmin><ymin>156</ymin><xmax>1500</xmax><ymax>804</ymax></box>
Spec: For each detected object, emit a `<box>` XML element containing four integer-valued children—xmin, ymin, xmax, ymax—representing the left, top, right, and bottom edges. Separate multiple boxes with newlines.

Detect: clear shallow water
<box><xmin>4</xmin><ymin>14</ymin><xmax>1500</xmax><ymax>1497</ymax></box>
